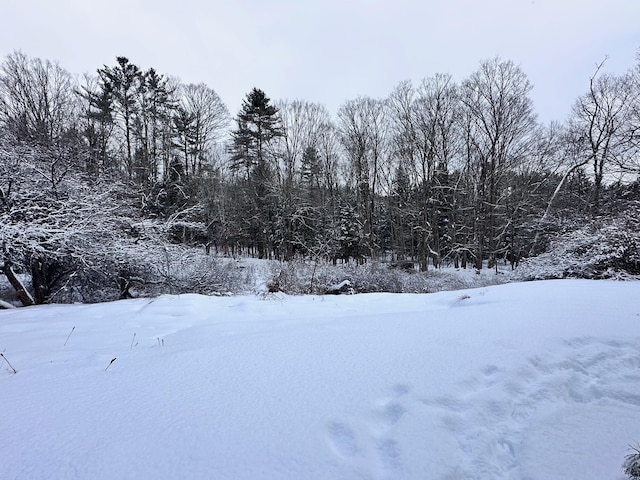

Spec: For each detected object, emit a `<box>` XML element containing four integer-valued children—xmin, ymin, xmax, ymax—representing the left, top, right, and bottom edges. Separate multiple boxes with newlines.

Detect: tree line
<box><xmin>0</xmin><ymin>50</ymin><xmax>639</xmax><ymax>303</ymax></box>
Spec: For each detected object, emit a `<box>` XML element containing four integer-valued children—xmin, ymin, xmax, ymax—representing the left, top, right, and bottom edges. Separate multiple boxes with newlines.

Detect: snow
<box><xmin>1</xmin><ymin>279</ymin><xmax>639</xmax><ymax>479</ymax></box>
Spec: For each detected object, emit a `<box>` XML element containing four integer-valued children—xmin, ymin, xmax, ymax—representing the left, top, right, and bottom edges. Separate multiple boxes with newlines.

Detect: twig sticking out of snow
<box><xmin>64</xmin><ymin>326</ymin><xmax>75</xmax><ymax>346</ymax></box>
<box><xmin>130</xmin><ymin>333</ymin><xmax>137</xmax><ymax>349</ymax></box>
<box><xmin>104</xmin><ymin>358</ymin><xmax>116</xmax><ymax>371</ymax></box>
<box><xmin>0</xmin><ymin>353</ymin><xmax>17</xmax><ymax>374</ymax></box>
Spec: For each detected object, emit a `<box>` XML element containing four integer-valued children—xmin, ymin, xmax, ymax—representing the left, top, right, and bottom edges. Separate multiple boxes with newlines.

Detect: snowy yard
<box><xmin>1</xmin><ymin>280</ymin><xmax>639</xmax><ymax>479</ymax></box>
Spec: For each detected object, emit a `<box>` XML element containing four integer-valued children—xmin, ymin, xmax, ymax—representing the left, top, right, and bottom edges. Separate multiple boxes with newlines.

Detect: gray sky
<box><xmin>1</xmin><ymin>0</ymin><xmax>639</xmax><ymax>122</ymax></box>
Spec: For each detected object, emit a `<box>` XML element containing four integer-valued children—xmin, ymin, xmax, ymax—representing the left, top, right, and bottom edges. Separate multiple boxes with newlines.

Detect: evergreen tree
<box><xmin>98</xmin><ymin>57</ymin><xmax>142</xmax><ymax>177</ymax></box>
<box><xmin>334</xmin><ymin>202</ymin><xmax>368</xmax><ymax>263</ymax></box>
<box><xmin>230</xmin><ymin>88</ymin><xmax>283</xmax><ymax>173</ymax></box>
<box><xmin>301</xmin><ymin>146</ymin><xmax>322</xmax><ymax>197</ymax></box>
<box><xmin>78</xmin><ymin>77</ymin><xmax>114</xmax><ymax>174</ymax></box>
<box><xmin>229</xmin><ymin>88</ymin><xmax>283</xmax><ymax>258</ymax></box>
<box><xmin>173</xmin><ymin>105</ymin><xmax>197</xmax><ymax>177</ymax></box>
<box><xmin>137</xmin><ymin>68</ymin><xmax>174</xmax><ymax>184</ymax></box>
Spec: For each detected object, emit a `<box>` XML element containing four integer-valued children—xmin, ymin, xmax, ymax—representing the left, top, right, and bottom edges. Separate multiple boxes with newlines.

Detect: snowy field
<box><xmin>1</xmin><ymin>279</ymin><xmax>639</xmax><ymax>479</ymax></box>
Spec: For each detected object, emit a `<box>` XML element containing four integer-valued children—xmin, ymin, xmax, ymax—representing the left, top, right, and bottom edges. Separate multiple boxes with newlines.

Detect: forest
<box><xmin>0</xmin><ymin>50</ymin><xmax>639</xmax><ymax>305</ymax></box>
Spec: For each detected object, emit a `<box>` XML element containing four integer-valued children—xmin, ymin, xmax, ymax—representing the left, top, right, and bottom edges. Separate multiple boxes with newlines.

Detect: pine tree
<box><xmin>230</xmin><ymin>88</ymin><xmax>283</xmax><ymax>174</ymax></box>
<box><xmin>173</xmin><ymin>105</ymin><xmax>197</xmax><ymax>177</ymax></box>
<box><xmin>138</xmin><ymin>68</ymin><xmax>174</xmax><ymax>183</ymax></box>
<box><xmin>301</xmin><ymin>146</ymin><xmax>322</xmax><ymax>197</ymax></box>
<box><xmin>229</xmin><ymin>88</ymin><xmax>283</xmax><ymax>258</ymax></box>
<box><xmin>98</xmin><ymin>57</ymin><xmax>142</xmax><ymax>177</ymax></box>
<box><xmin>78</xmin><ymin>79</ymin><xmax>114</xmax><ymax>174</ymax></box>
<box><xmin>334</xmin><ymin>202</ymin><xmax>367</xmax><ymax>263</ymax></box>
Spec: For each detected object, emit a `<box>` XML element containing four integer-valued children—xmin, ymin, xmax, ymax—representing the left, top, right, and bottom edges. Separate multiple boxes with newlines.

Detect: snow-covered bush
<box><xmin>0</xmin><ymin>134</ymin><xmax>249</xmax><ymax>304</ymax></box>
<box><xmin>265</xmin><ymin>260</ymin><xmax>406</xmax><ymax>294</ymax></box>
<box><xmin>517</xmin><ymin>208</ymin><xmax>640</xmax><ymax>280</ymax></box>
<box><xmin>623</xmin><ymin>445</ymin><xmax>640</xmax><ymax>480</ymax></box>
<box><xmin>0</xmin><ymin>135</ymin><xmax>131</xmax><ymax>303</ymax></box>
<box><xmin>265</xmin><ymin>259</ymin><xmax>510</xmax><ymax>295</ymax></box>
<box><xmin>146</xmin><ymin>246</ymin><xmax>255</xmax><ymax>296</ymax></box>
<box><xmin>314</xmin><ymin>261</ymin><xmax>406</xmax><ymax>294</ymax></box>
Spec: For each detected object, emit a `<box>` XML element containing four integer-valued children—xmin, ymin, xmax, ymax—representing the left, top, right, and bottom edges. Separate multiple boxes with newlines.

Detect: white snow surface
<box><xmin>1</xmin><ymin>279</ymin><xmax>639</xmax><ymax>480</ymax></box>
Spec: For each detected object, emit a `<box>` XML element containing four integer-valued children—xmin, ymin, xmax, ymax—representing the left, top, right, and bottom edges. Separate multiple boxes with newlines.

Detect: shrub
<box><xmin>517</xmin><ymin>208</ymin><xmax>640</xmax><ymax>281</ymax></box>
<box><xmin>263</xmin><ymin>259</ymin><xmax>509</xmax><ymax>295</ymax></box>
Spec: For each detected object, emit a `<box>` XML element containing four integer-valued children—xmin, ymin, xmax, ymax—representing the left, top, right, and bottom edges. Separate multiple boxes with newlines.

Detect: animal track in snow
<box><xmin>326</xmin><ymin>422</ymin><xmax>359</xmax><ymax>458</ymax></box>
<box><xmin>372</xmin><ymin>383</ymin><xmax>411</xmax><ymax>432</ymax></box>
<box><xmin>377</xmin><ymin>439</ymin><xmax>401</xmax><ymax>470</ymax></box>
<box><xmin>325</xmin><ymin>384</ymin><xmax>412</xmax><ymax>477</ymax></box>
<box><xmin>369</xmin><ymin>384</ymin><xmax>413</xmax><ymax>474</ymax></box>
<box><xmin>432</xmin><ymin>337</ymin><xmax>640</xmax><ymax>479</ymax></box>
<box><xmin>392</xmin><ymin>383</ymin><xmax>410</xmax><ymax>397</ymax></box>
<box><xmin>482</xmin><ymin>364</ymin><xmax>500</xmax><ymax>377</ymax></box>
<box><xmin>373</xmin><ymin>401</ymin><xmax>406</xmax><ymax>432</ymax></box>
<box><xmin>323</xmin><ymin>339</ymin><xmax>640</xmax><ymax>479</ymax></box>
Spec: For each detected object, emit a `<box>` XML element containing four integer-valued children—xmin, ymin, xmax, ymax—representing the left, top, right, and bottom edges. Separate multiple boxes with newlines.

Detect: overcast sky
<box><xmin>1</xmin><ymin>0</ymin><xmax>639</xmax><ymax>123</ymax></box>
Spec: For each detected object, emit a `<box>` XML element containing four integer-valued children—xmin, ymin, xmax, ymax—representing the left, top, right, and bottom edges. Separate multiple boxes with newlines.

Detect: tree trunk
<box><xmin>30</xmin><ymin>258</ymin><xmax>53</xmax><ymax>304</ymax></box>
<box><xmin>3</xmin><ymin>261</ymin><xmax>35</xmax><ymax>306</ymax></box>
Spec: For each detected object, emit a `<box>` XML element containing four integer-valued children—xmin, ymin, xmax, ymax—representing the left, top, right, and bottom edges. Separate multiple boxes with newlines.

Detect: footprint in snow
<box><xmin>392</xmin><ymin>383</ymin><xmax>410</xmax><ymax>397</ymax></box>
<box><xmin>368</xmin><ymin>384</ymin><xmax>413</xmax><ymax>473</ymax></box>
<box><xmin>436</xmin><ymin>337</ymin><xmax>640</xmax><ymax>479</ymax></box>
<box><xmin>326</xmin><ymin>385</ymin><xmax>412</xmax><ymax>473</ymax></box>
<box><xmin>372</xmin><ymin>384</ymin><xmax>411</xmax><ymax>432</ymax></box>
<box><xmin>326</xmin><ymin>422</ymin><xmax>359</xmax><ymax>458</ymax></box>
<box><xmin>371</xmin><ymin>401</ymin><xmax>406</xmax><ymax>435</ymax></box>
<box><xmin>377</xmin><ymin>439</ymin><xmax>401</xmax><ymax>470</ymax></box>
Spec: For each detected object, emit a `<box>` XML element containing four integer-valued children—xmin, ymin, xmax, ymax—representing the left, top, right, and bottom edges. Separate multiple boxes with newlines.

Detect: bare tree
<box><xmin>460</xmin><ymin>58</ymin><xmax>538</xmax><ymax>269</ymax></box>
<box><xmin>388</xmin><ymin>74</ymin><xmax>460</xmax><ymax>268</ymax></box>
<box><xmin>272</xmin><ymin>100</ymin><xmax>333</xmax><ymax>258</ymax></box>
<box><xmin>177</xmin><ymin>83</ymin><xmax>229</xmax><ymax>176</ymax></box>
<box><xmin>626</xmin><ymin>53</ymin><xmax>640</xmax><ymax>174</ymax></box>
<box><xmin>0</xmin><ymin>51</ymin><xmax>76</xmax><ymax>144</ymax></box>
<box><xmin>338</xmin><ymin>96</ymin><xmax>390</xmax><ymax>257</ymax></box>
<box><xmin>570</xmin><ymin>60</ymin><xmax>637</xmax><ymax>210</ymax></box>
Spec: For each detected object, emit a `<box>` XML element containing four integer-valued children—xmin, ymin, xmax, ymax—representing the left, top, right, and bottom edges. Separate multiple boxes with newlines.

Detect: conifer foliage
<box><xmin>229</xmin><ymin>88</ymin><xmax>284</xmax><ymax>258</ymax></box>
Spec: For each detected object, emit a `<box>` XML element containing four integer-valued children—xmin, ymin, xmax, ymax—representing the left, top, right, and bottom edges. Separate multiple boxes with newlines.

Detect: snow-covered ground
<box><xmin>1</xmin><ymin>280</ymin><xmax>639</xmax><ymax>479</ymax></box>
